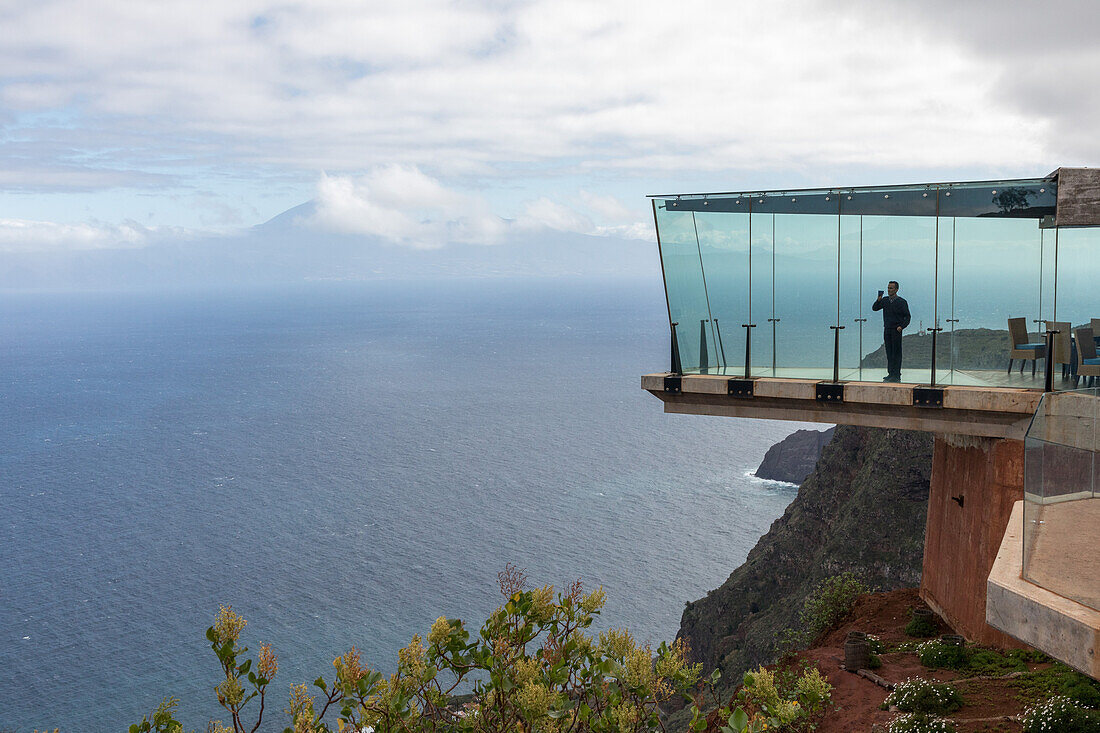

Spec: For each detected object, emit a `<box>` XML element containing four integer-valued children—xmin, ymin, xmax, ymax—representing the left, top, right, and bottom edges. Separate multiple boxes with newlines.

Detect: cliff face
<box><xmin>677</xmin><ymin>425</ymin><xmax>933</xmax><ymax>686</ymax></box>
<box><xmin>754</xmin><ymin>427</ymin><xmax>835</xmax><ymax>484</ymax></box>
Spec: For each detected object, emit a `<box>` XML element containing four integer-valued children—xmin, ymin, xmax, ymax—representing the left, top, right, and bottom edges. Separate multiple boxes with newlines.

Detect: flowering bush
<box><xmin>1021</xmin><ymin>695</ymin><xmax>1100</xmax><ymax>733</ymax></box>
<box><xmin>741</xmin><ymin>667</ymin><xmax>802</xmax><ymax>725</ymax></box>
<box><xmin>916</xmin><ymin>640</ymin><xmax>969</xmax><ymax>670</ymax></box>
<box><xmin>884</xmin><ymin>678</ymin><xmax>963</xmax><ymax>715</ymax></box>
<box><xmin>132</xmin><ymin>566</ymin><xmax>704</xmax><ymax>733</ymax></box>
<box><xmin>886</xmin><ymin>712</ymin><xmax>957</xmax><ymax>733</ymax></box>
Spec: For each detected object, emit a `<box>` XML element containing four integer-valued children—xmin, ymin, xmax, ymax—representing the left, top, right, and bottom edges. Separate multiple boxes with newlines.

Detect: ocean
<box><xmin>0</xmin><ymin>277</ymin><xmax>808</xmax><ymax>731</ymax></box>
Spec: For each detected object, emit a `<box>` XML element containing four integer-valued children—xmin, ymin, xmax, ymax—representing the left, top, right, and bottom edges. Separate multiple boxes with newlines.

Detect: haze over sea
<box><xmin>1</xmin><ymin>277</ymin><xmax>807</xmax><ymax>731</ymax></box>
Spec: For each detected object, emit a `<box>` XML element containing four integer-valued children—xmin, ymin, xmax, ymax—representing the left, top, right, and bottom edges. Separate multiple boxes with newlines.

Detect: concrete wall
<box><xmin>921</xmin><ymin>435</ymin><xmax>1027</xmax><ymax>646</ymax></box>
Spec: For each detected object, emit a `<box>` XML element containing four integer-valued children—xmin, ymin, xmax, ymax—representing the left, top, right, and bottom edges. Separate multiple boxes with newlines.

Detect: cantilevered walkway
<box><xmin>644</xmin><ymin>168</ymin><xmax>1100</xmax><ymax>678</ymax></box>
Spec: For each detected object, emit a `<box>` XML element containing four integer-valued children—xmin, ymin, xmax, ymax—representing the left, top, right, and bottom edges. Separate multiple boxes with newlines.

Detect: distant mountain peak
<box><xmin>256</xmin><ymin>201</ymin><xmax>317</xmax><ymax>231</ymax></box>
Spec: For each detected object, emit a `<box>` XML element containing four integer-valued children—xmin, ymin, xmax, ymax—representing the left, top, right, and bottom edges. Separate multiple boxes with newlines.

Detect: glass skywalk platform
<box><xmin>651</xmin><ymin>168</ymin><xmax>1100</xmax><ymax>390</ymax></box>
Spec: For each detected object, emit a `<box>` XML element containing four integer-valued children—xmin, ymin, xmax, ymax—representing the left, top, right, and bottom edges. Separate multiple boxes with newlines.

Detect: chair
<box><xmin>1007</xmin><ymin>317</ymin><xmax>1046</xmax><ymax>376</ymax></box>
<box><xmin>1075</xmin><ymin>327</ymin><xmax>1100</xmax><ymax>387</ymax></box>
<box><xmin>1045</xmin><ymin>321</ymin><xmax>1073</xmax><ymax>379</ymax></box>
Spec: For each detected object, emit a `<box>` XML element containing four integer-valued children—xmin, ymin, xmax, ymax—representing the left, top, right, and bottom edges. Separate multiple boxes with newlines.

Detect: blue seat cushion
<box><xmin>1084</xmin><ymin>358</ymin><xmax>1100</xmax><ymax>365</ymax></box>
<box><xmin>1017</xmin><ymin>343</ymin><xmax>1045</xmax><ymax>350</ymax></box>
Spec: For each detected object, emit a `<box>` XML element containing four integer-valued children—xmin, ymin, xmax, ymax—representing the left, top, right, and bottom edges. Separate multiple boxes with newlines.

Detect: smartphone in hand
<box><xmin>877</xmin><ymin>290</ymin><xmax>884</xmax><ymax>299</ymax></box>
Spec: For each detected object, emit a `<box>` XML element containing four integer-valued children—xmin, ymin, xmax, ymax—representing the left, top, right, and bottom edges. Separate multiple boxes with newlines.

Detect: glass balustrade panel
<box><xmin>1023</xmin><ymin>389</ymin><xmax>1100</xmax><ymax>610</ymax></box>
<box><xmin>943</xmin><ymin>217</ymin><xmax>1043</xmax><ymax>387</ymax></box>
<box><xmin>939</xmin><ymin>180</ymin><xmax>1054</xmax><ymax>387</ymax></box>
<box><xmin>694</xmin><ymin>210</ymin><xmax>750</xmax><ymax>376</ymax></box>
<box><xmin>847</xmin><ymin>187</ymin><xmax>937</xmax><ymax>384</ymax></box>
<box><xmin>769</xmin><ymin>208</ymin><xmax>839</xmax><ymax>379</ymax></box>
<box><xmin>1054</xmin><ymin>227</ymin><xmax>1100</xmax><ymax>380</ymax></box>
<box><xmin>838</xmin><ymin>213</ymin><xmax>867</xmax><ymax>378</ymax></box>
<box><xmin>750</xmin><ymin>212</ymin><xmax>777</xmax><ymax>376</ymax></box>
<box><xmin>654</xmin><ymin>202</ymin><xmax>711</xmax><ymax>373</ymax></box>
<box><xmin>935</xmin><ymin>214</ymin><xmax>959</xmax><ymax>381</ymax></box>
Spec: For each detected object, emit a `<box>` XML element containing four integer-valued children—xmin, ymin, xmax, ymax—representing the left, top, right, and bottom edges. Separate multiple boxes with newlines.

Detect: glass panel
<box><xmin>1023</xmin><ymin>389</ymin><xmax>1100</xmax><ymax>611</ymax></box>
<box><xmin>1039</xmin><ymin>227</ymin><xmax>1064</xmax><ymax>389</ymax></box>
<box><xmin>939</xmin><ymin>179</ymin><xmax>1056</xmax><ymax>219</ymax></box>
<box><xmin>1054</xmin><ymin>226</ymin><xmax>1100</xmax><ymax>333</ymax></box>
<box><xmin>768</xmin><ymin>208</ymin><xmax>839</xmax><ymax>379</ymax></box>
<box><xmin>649</xmin><ymin>177</ymin><xmax>1060</xmax><ymax>386</ymax></box>
<box><xmin>695</xmin><ymin>211</ymin><xmax>749</xmax><ymax>375</ymax></box>
<box><xmin>654</xmin><ymin>202</ymin><xmax>710</xmax><ymax>373</ymax></box>
<box><xmin>838</xmin><ymin>213</ymin><xmax>867</xmax><ymax>378</ymax></box>
<box><xmin>750</xmin><ymin>212</ymin><xmax>776</xmax><ymax>376</ymax></box>
<box><xmin>935</xmin><ymin>212</ymin><xmax>957</xmax><ymax>379</ymax></box>
<box><xmin>847</xmin><ymin>190</ymin><xmax>936</xmax><ymax>384</ymax></box>
<box><xmin>940</xmin><ymin>216</ymin><xmax>1043</xmax><ymax>387</ymax></box>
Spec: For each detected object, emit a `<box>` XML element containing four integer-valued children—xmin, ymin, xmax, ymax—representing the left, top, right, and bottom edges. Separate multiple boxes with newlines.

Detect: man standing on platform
<box><xmin>873</xmin><ymin>280</ymin><xmax>910</xmax><ymax>382</ymax></box>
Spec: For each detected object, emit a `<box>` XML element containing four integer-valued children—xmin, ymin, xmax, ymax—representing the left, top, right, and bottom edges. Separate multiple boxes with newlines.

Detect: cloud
<box><xmin>517</xmin><ymin>197</ymin><xmax>595</xmax><ymax>234</ymax></box>
<box><xmin>579</xmin><ymin>191</ymin><xmax>629</xmax><ymax>220</ymax></box>
<box><xmin>309</xmin><ymin>167</ymin><xmax>654</xmax><ymax>246</ymax></box>
<box><xmin>0</xmin><ymin>218</ymin><xmax>153</xmax><ymax>253</ymax></box>
<box><xmin>517</xmin><ymin>196</ymin><xmax>653</xmax><ymax>241</ymax></box>
<box><xmin>0</xmin><ymin>0</ymin><xmax>1079</xmax><ymax>193</ymax></box>
<box><xmin>5</xmin><ymin>0</ymin><xmax>1099</xmax><ymax>236</ymax></box>
<box><xmin>310</xmin><ymin>166</ymin><xmax>506</xmax><ymax>248</ymax></box>
<box><xmin>847</xmin><ymin>0</ymin><xmax>1100</xmax><ymax>164</ymax></box>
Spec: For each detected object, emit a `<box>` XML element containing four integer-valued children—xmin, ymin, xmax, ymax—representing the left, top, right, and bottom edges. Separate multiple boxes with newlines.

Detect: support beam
<box><xmin>921</xmin><ymin>435</ymin><xmax>1027</xmax><ymax>646</ymax></box>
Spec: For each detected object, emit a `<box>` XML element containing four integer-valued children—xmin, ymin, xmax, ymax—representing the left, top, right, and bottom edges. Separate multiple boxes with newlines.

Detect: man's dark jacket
<box><xmin>872</xmin><ymin>295</ymin><xmax>911</xmax><ymax>329</ymax></box>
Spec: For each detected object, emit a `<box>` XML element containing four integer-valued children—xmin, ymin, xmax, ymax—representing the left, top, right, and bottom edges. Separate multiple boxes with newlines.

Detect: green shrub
<box><xmin>715</xmin><ymin>665</ymin><xmax>834</xmax><ymax>733</ymax></box>
<box><xmin>1006</xmin><ymin>648</ymin><xmax>1050</xmax><ymax>664</ymax></box>
<box><xmin>904</xmin><ymin>612</ymin><xmax>939</xmax><ymax>639</ymax></box>
<box><xmin>134</xmin><ymin>567</ymin><xmax>704</xmax><ymax>733</ymax></box>
<box><xmin>885</xmin><ymin>677</ymin><xmax>963</xmax><ymax>715</ymax></box>
<box><xmin>965</xmin><ymin>649</ymin><xmax>1026</xmax><ymax>677</ymax></box>
<box><xmin>887</xmin><ymin>712</ymin><xmax>958</xmax><ymax>733</ymax></box>
<box><xmin>1014</xmin><ymin>662</ymin><xmax>1100</xmax><ymax>709</ymax></box>
<box><xmin>917</xmin><ymin>640</ymin><xmax>970</xmax><ymax>670</ymax></box>
<box><xmin>797</xmin><ymin>572</ymin><xmax>869</xmax><ymax>642</ymax></box>
<box><xmin>793</xmin><ymin>667</ymin><xmax>833</xmax><ymax>712</ymax></box>
<box><xmin>1064</xmin><ymin>678</ymin><xmax>1100</xmax><ymax>710</ymax></box>
<box><xmin>1021</xmin><ymin>696</ymin><xmax>1100</xmax><ymax>733</ymax></box>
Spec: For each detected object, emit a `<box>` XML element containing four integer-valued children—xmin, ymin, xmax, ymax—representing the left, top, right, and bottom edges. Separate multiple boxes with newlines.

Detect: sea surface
<box><xmin>0</xmin><ymin>277</ymin><xmax>810</xmax><ymax>732</ymax></box>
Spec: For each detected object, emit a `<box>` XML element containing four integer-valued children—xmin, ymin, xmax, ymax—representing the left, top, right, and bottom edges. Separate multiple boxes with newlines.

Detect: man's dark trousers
<box><xmin>884</xmin><ymin>328</ymin><xmax>902</xmax><ymax>378</ymax></box>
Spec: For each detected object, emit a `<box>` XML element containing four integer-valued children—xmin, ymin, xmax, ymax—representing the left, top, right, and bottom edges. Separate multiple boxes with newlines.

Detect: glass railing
<box><xmin>652</xmin><ymin>176</ymin><xmax>1100</xmax><ymax>388</ymax></box>
<box><xmin>1023</xmin><ymin>389</ymin><xmax>1099</xmax><ymax>610</ymax></box>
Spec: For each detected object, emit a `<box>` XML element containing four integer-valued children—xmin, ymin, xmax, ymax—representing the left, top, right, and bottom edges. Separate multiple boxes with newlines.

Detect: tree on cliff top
<box><xmin>132</xmin><ymin>565</ymin><xmax>703</xmax><ymax>733</ymax></box>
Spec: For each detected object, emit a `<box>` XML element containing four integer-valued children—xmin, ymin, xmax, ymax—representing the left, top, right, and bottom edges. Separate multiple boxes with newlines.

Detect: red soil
<box><xmin>714</xmin><ymin>588</ymin><xmax>1043</xmax><ymax>732</ymax></box>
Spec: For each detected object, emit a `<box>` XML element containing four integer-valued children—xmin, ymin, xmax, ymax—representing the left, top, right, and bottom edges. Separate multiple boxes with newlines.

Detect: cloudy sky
<box><xmin>2</xmin><ymin>0</ymin><xmax>1097</xmax><ymax>250</ymax></box>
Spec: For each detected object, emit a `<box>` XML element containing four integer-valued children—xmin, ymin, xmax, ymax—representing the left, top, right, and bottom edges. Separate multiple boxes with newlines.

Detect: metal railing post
<box><xmin>670</xmin><ymin>322</ymin><xmax>682</xmax><ymax>375</ymax></box>
<box><xmin>714</xmin><ymin>319</ymin><xmax>727</xmax><ymax>371</ymax></box>
<box><xmin>1044</xmin><ymin>328</ymin><xmax>1058</xmax><ymax>393</ymax></box>
<box><xmin>699</xmin><ymin>319</ymin><xmax>709</xmax><ymax>373</ymax></box>
<box><xmin>854</xmin><ymin>318</ymin><xmax>867</xmax><ymax>376</ymax></box>
<box><xmin>742</xmin><ymin>323</ymin><xmax>756</xmax><ymax>379</ymax></box>
<box><xmin>929</xmin><ymin>326</ymin><xmax>943</xmax><ymax>387</ymax></box>
<box><xmin>830</xmin><ymin>325</ymin><xmax>845</xmax><ymax>382</ymax></box>
<box><xmin>767</xmin><ymin>317</ymin><xmax>780</xmax><ymax>374</ymax></box>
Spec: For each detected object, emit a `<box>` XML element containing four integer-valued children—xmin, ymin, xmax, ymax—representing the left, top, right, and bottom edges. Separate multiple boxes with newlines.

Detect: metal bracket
<box><xmin>727</xmin><ymin>379</ymin><xmax>754</xmax><ymax>398</ymax></box>
<box><xmin>663</xmin><ymin>376</ymin><xmax>682</xmax><ymax>394</ymax></box>
<box><xmin>913</xmin><ymin>387</ymin><xmax>944</xmax><ymax>408</ymax></box>
<box><xmin>816</xmin><ymin>382</ymin><xmax>844</xmax><ymax>402</ymax></box>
